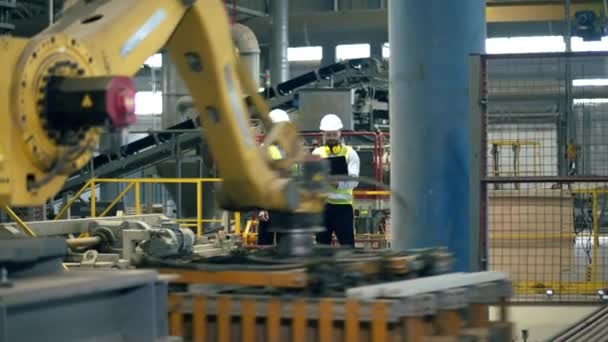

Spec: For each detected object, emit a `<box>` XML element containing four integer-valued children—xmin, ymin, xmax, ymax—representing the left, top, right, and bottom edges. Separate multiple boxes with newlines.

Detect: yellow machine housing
<box><xmin>0</xmin><ymin>0</ymin><xmax>324</xmax><ymax>214</ymax></box>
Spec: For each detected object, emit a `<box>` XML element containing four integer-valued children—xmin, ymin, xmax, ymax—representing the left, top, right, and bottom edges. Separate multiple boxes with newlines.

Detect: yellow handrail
<box><xmin>54</xmin><ymin>179</ymin><xmax>92</xmax><ymax>220</ymax></box>
<box><xmin>3</xmin><ymin>206</ymin><xmax>37</xmax><ymax>237</ymax></box>
<box><xmin>56</xmin><ymin>178</ymin><xmax>236</xmax><ymax>237</ymax></box>
<box><xmin>99</xmin><ymin>183</ymin><xmax>134</xmax><ymax>217</ymax></box>
<box><xmin>93</xmin><ymin>178</ymin><xmax>222</xmax><ymax>183</ymax></box>
<box><xmin>354</xmin><ymin>190</ymin><xmax>391</xmax><ymax>196</ymax></box>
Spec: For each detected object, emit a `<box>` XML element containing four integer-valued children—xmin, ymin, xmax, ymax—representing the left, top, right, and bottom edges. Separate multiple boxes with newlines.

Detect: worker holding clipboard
<box><xmin>312</xmin><ymin>114</ymin><xmax>360</xmax><ymax>247</ymax></box>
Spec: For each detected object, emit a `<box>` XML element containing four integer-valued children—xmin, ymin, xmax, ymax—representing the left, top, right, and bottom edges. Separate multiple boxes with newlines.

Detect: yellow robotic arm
<box><xmin>0</xmin><ymin>0</ymin><xmax>324</xmax><ymax>214</ymax></box>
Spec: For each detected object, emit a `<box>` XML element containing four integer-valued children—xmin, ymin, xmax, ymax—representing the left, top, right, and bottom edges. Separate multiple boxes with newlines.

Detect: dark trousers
<box><xmin>316</xmin><ymin>203</ymin><xmax>355</xmax><ymax>247</ymax></box>
<box><xmin>257</xmin><ymin>218</ymin><xmax>275</xmax><ymax>245</ymax></box>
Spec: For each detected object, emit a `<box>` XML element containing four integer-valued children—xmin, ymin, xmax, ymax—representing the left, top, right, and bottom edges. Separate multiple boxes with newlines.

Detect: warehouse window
<box><xmin>144</xmin><ymin>53</ymin><xmax>162</xmax><ymax>68</ymax></box>
<box><xmin>486</xmin><ymin>36</ymin><xmax>566</xmax><ymax>54</ymax></box>
<box><xmin>571</xmin><ymin>36</ymin><xmax>608</xmax><ymax>51</ymax></box>
<box><xmin>287</xmin><ymin>46</ymin><xmax>323</xmax><ymax>62</ymax></box>
<box><xmin>135</xmin><ymin>91</ymin><xmax>162</xmax><ymax>115</ymax></box>
<box><xmin>486</xmin><ymin>35</ymin><xmax>608</xmax><ymax>54</ymax></box>
<box><xmin>382</xmin><ymin>43</ymin><xmax>390</xmax><ymax>59</ymax></box>
<box><xmin>573</xmin><ymin>98</ymin><xmax>608</xmax><ymax>104</ymax></box>
<box><xmin>573</xmin><ymin>78</ymin><xmax>608</xmax><ymax>87</ymax></box>
<box><xmin>336</xmin><ymin>43</ymin><xmax>370</xmax><ymax>61</ymax></box>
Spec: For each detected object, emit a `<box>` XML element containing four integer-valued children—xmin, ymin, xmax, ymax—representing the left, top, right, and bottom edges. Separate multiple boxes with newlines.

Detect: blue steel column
<box><xmin>389</xmin><ymin>1</ymin><xmax>486</xmax><ymax>272</ymax></box>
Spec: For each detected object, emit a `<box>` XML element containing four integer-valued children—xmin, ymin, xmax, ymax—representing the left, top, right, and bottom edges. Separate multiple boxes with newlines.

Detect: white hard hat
<box><xmin>319</xmin><ymin>113</ymin><xmax>343</xmax><ymax>131</ymax></box>
<box><xmin>269</xmin><ymin>109</ymin><xmax>290</xmax><ymax>123</ymax></box>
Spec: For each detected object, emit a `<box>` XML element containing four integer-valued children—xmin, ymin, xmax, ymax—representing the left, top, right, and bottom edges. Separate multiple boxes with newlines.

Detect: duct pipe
<box><xmin>389</xmin><ymin>0</ymin><xmax>486</xmax><ymax>272</ymax></box>
<box><xmin>49</xmin><ymin>0</ymin><xmax>53</xmax><ymax>24</ymax></box>
<box><xmin>231</xmin><ymin>23</ymin><xmax>261</xmax><ymax>90</ymax></box>
<box><xmin>565</xmin><ymin>0</ymin><xmax>572</xmax><ymax>52</ymax></box>
<box><xmin>175</xmin><ymin>23</ymin><xmax>261</xmax><ymax>113</ymax></box>
<box><xmin>66</xmin><ymin>236</ymin><xmax>102</xmax><ymax>249</ymax></box>
<box><xmin>271</xmin><ymin>0</ymin><xmax>289</xmax><ymax>86</ymax></box>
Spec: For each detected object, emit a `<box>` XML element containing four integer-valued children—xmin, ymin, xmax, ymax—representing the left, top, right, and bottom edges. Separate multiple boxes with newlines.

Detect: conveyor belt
<box><xmin>550</xmin><ymin>305</ymin><xmax>608</xmax><ymax>342</ymax></box>
<box><xmin>261</xmin><ymin>57</ymin><xmax>387</xmax><ymax>109</ymax></box>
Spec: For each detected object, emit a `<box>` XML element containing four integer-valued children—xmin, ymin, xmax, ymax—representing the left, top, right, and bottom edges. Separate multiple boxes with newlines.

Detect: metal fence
<box><xmin>480</xmin><ymin>52</ymin><xmax>608</xmax><ymax>303</ymax></box>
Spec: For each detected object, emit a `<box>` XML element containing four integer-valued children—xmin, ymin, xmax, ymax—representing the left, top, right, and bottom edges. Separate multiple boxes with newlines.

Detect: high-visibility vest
<box><xmin>313</xmin><ymin>145</ymin><xmax>354</xmax><ymax>205</ymax></box>
<box><xmin>267</xmin><ymin>145</ymin><xmax>283</xmax><ymax>160</ymax></box>
<box><xmin>267</xmin><ymin>145</ymin><xmax>298</xmax><ymax>174</ymax></box>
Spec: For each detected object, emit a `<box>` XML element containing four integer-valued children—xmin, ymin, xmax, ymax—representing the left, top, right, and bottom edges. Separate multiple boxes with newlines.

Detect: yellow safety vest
<box><xmin>267</xmin><ymin>145</ymin><xmax>298</xmax><ymax>174</ymax></box>
<box><xmin>268</xmin><ymin>145</ymin><xmax>283</xmax><ymax>160</ymax></box>
<box><xmin>313</xmin><ymin>145</ymin><xmax>354</xmax><ymax>205</ymax></box>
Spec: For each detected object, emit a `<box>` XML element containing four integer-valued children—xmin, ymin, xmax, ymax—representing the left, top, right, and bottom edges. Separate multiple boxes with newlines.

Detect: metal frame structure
<box><xmin>166</xmin><ymin>271</ymin><xmax>512</xmax><ymax>341</ymax></box>
<box><xmin>476</xmin><ymin>51</ymin><xmax>608</xmax><ymax>302</ymax></box>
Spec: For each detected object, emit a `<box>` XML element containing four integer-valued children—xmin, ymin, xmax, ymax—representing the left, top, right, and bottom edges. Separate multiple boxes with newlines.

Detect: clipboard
<box><xmin>328</xmin><ymin>156</ymin><xmax>348</xmax><ymax>175</ymax></box>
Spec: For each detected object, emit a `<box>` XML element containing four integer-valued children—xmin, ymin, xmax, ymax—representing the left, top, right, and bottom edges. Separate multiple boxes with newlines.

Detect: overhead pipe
<box><xmin>49</xmin><ymin>0</ymin><xmax>53</xmax><ymax>24</ymax></box>
<box><xmin>565</xmin><ymin>0</ymin><xmax>572</xmax><ymax>53</ymax></box>
<box><xmin>271</xmin><ymin>0</ymin><xmax>289</xmax><ymax>86</ymax></box>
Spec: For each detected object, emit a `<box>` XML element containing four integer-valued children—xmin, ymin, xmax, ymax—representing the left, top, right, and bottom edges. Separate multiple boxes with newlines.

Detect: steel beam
<box><xmin>232</xmin><ymin>5</ymin><xmax>266</xmax><ymax>18</ymax></box>
<box><xmin>0</xmin><ymin>214</ymin><xmax>167</xmax><ymax>237</ymax></box>
<box><xmin>486</xmin><ymin>1</ymin><xmax>603</xmax><ymax>22</ymax></box>
<box><xmin>0</xmin><ymin>269</ymin><xmax>168</xmax><ymax>342</ymax></box>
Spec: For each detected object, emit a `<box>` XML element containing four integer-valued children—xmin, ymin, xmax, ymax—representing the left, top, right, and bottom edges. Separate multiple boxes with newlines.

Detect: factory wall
<box><xmin>488</xmin><ymin>123</ymin><xmax>558</xmax><ymax>179</ymax></box>
<box><xmin>575</xmin><ymin>104</ymin><xmax>608</xmax><ymax>176</ymax></box>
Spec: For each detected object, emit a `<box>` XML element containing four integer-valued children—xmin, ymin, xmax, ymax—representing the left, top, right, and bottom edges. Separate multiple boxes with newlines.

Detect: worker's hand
<box><xmin>259</xmin><ymin>210</ymin><xmax>270</xmax><ymax>221</ymax></box>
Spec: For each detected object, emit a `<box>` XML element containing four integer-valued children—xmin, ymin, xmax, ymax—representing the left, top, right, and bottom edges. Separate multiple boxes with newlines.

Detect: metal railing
<box><xmin>55</xmin><ymin>178</ymin><xmax>239</xmax><ymax>237</ymax></box>
<box><xmin>478</xmin><ymin>51</ymin><xmax>608</xmax><ymax>302</ymax></box>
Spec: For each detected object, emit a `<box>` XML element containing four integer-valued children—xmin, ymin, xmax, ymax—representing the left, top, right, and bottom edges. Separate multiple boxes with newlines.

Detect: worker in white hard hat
<box><xmin>257</xmin><ymin>109</ymin><xmax>291</xmax><ymax>246</ymax></box>
<box><xmin>312</xmin><ymin>113</ymin><xmax>360</xmax><ymax>247</ymax></box>
<box><xmin>268</xmin><ymin>108</ymin><xmax>290</xmax><ymax>125</ymax></box>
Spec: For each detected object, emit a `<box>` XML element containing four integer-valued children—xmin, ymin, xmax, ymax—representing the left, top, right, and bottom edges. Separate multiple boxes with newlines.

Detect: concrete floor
<box><xmin>490</xmin><ymin>305</ymin><xmax>601</xmax><ymax>341</ymax></box>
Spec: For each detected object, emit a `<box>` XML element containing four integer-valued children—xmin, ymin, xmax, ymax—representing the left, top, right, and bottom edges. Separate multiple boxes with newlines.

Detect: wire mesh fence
<box><xmin>481</xmin><ymin>52</ymin><xmax>608</xmax><ymax>302</ymax></box>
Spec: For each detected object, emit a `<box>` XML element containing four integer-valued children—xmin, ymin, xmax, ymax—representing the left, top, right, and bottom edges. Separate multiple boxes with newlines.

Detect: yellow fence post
<box><xmin>99</xmin><ymin>183</ymin><xmax>135</xmax><ymax>217</ymax></box>
<box><xmin>134</xmin><ymin>181</ymin><xmax>141</xmax><ymax>215</ymax></box>
<box><xmin>90</xmin><ymin>180</ymin><xmax>96</xmax><ymax>218</ymax></box>
<box><xmin>196</xmin><ymin>180</ymin><xmax>203</xmax><ymax>237</ymax></box>
<box><xmin>234</xmin><ymin>212</ymin><xmax>241</xmax><ymax>234</ymax></box>
<box><xmin>54</xmin><ymin>179</ymin><xmax>92</xmax><ymax>220</ymax></box>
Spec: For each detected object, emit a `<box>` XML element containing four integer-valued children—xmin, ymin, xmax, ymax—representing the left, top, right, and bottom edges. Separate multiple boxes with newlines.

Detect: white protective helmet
<box><xmin>319</xmin><ymin>113</ymin><xmax>343</xmax><ymax>131</ymax></box>
<box><xmin>269</xmin><ymin>109</ymin><xmax>290</xmax><ymax>123</ymax></box>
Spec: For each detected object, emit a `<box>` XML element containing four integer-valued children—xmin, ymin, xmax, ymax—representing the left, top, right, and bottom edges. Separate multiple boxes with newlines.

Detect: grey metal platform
<box><xmin>0</xmin><ymin>269</ymin><xmax>170</xmax><ymax>342</ymax></box>
<box><xmin>0</xmin><ymin>238</ymin><xmax>171</xmax><ymax>342</ymax></box>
